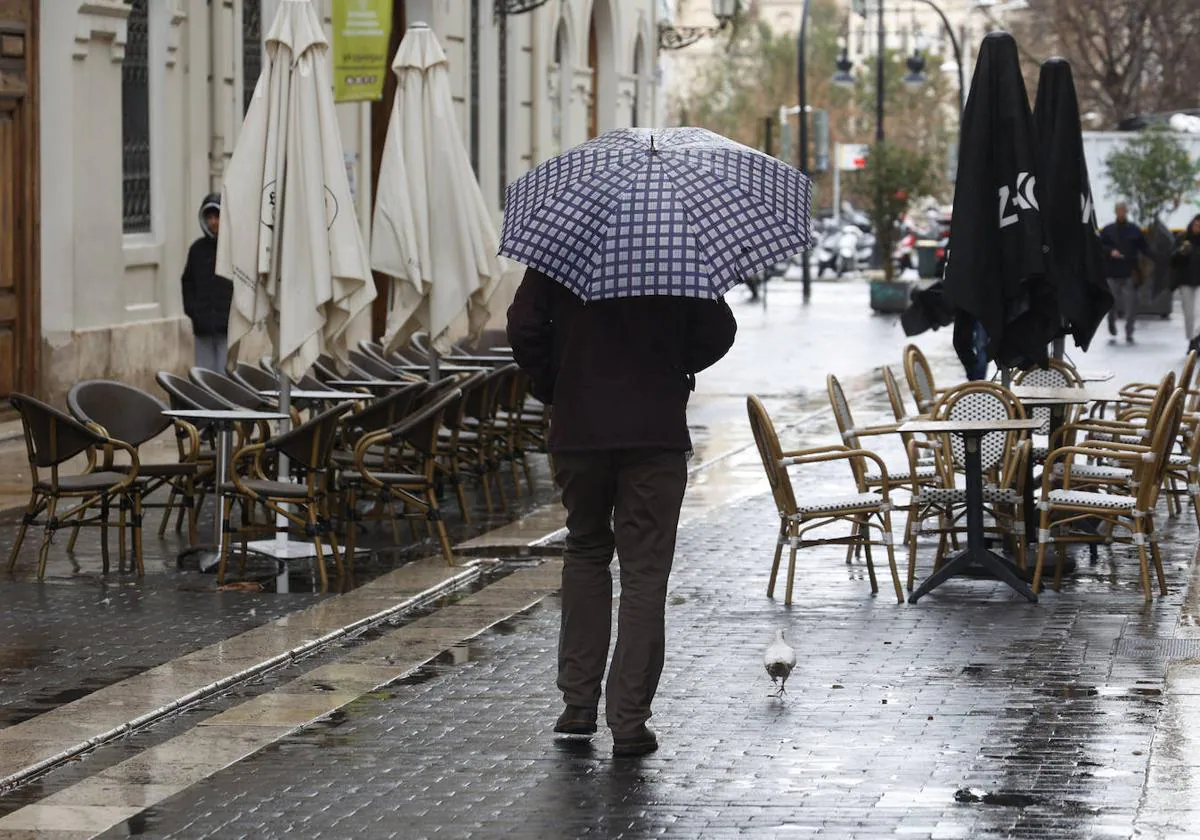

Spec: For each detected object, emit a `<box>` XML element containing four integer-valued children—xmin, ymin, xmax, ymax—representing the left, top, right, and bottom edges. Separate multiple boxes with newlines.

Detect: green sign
<box><xmin>332</xmin><ymin>0</ymin><xmax>393</xmax><ymax>103</ymax></box>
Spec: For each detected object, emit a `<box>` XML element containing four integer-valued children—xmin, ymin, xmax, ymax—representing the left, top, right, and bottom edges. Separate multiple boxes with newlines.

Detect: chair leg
<box><xmin>783</xmin><ymin>524</ymin><xmax>799</xmax><ymax>607</ymax></box>
<box><xmin>861</xmin><ymin>524</ymin><xmax>879</xmax><ymax>594</ymax></box>
<box><xmin>881</xmin><ymin>509</ymin><xmax>903</xmax><ymax>604</ymax></box>
<box><xmin>1135</xmin><ymin>520</ymin><xmax>1153</xmax><ymax>602</ymax></box>
<box><xmin>345</xmin><ymin>488</ymin><xmax>358</xmax><ymax>561</ymax></box>
<box><xmin>8</xmin><ymin>492</ymin><xmax>39</xmax><ymax>571</ymax></box>
<box><xmin>307</xmin><ymin>505</ymin><xmax>329</xmax><ymax>593</ymax></box>
<box><xmin>37</xmin><ymin>496</ymin><xmax>59</xmax><ymax>581</ymax></box>
<box><xmin>906</xmin><ymin>504</ymin><xmax>922</xmax><ymax>591</ymax></box>
<box><xmin>117</xmin><ymin>495</ymin><xmax>128</xmax><ymax>571</ymax></box>
<box><xmin>1149</xmin><ymin>518</ymin><xmax>1168</xmax><ymax>596</ymax></box>
<box><xmin>844</xmin><ymin>518</ymin><xmax>859</xmax><ymax>566</ymax></box>
<box><xmin>99</xmin><ymin>497</ymin><xmax>110</xmax><ymax>574</ymax></box>
<box><xmin>217</xmin><ymin>495</ymin><xmax>235</xmax><ymax>586</ymax></box>
<box><xmin>767</xmin><ymin>518</ymin><xmax>786</xmax><ymax>599</ymax></box>
<box><xmin>159</xmin><ymin>487</ymin><xmax>178</xmax><ymax>537</ymax></box>
<box><xmin>132</xmin><ymin>492</ymin><xmax>145</xmax><ymax>576</ymax></box>
<box><xmin>322</xmin><ymin>498</ymin><xmax>344</xmax><ymax>580</ymax></box>
<box><xmin>427</xmin><ymin>492</ymin><xmax>454</xmax><ymax>566</ymax></box>
<box><xmin>1053</xmin><ymin>543</ymin><xmax>1067</xmax><ymax>591</ymax></box>
<box><xmin>454</xmin><ymin>474</ymin><xmax>472</xmax><ymax>524</ymax></box>
<box><xmin>1032</xmin><ymin>509</ymin><xmax>1051</xmax><ymax>594</ymax></box>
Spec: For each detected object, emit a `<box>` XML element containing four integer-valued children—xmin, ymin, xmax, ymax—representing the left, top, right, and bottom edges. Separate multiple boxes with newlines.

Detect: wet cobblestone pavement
<box><xmin>6</xmin><ymin>280</ymin><xmax>1200</xmax><ymax>838</ymax></box>
<box><xmin>91</xmin><ymin>475</ymin><xmax>1199</xmax><ymax>839</ymax></box>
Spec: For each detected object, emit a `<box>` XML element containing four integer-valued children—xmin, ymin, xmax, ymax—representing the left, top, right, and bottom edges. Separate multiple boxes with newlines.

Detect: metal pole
<box><xmin>876</xmin><ymin>0</ymin><xmax>885</xmax><ymax>143</ymax></box>
<box><xmin>798</xmin><ymin>0</ymin><xmax>812</xmax><ymax>302</ymax></box>
<box><xmin>833</xmin><ymin>146</ymin><xmax>841</xmax><ymax>226</ymax></box>
<box><xmin>764</xmin><ymin>116</ymin><xmax>774</xmax><ymax>157</ymax></box>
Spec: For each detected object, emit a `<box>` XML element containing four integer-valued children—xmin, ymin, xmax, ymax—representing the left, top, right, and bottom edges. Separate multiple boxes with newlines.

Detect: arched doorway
<box><xmin>587</xmin><ymin>0</ymin><xmax>615</xmax><ymax>139</ymax></box>
<box><xmin>631</xmin><ymin>34</ymin><xmax>644</xmax><ymax>127</ymax></box>
<box><xmin>552</xmin><ymin>18</ymin><xmax>570</xmax><ymax>156</ymax></box>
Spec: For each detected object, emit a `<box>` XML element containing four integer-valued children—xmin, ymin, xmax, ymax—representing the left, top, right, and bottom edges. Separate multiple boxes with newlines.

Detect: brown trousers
<box><xmin>553</xmin><ymin>448</ymin><xmax>688</xmax><ymax>734</ymax></box>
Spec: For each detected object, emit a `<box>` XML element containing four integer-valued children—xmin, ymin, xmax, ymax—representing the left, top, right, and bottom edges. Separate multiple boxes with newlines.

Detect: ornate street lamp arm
<box><xmin>909</xmin><ymin>0</ymin><xmax>965</xmax><ymax>114</ymax></box>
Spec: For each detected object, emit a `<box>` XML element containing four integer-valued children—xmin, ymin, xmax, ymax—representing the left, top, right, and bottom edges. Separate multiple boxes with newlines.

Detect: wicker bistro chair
<box><xmin>827</xmin><ymin>374</ymin><xmax>941</xmax><ymax>556</ymax></box>
<box><xmin>1044</xmin><ymin>372</ymin><xmax>1177</xmax><ymax>496</ymax></box>
<box><xmin>903</xmin><ymin>344</ymin><xmax>944</xmax><ymax>416</ymax></box>
<box><xmin>904</xmin><ymin>382</ymin><xmax>1033</xmax><ymax>589</ymax></box>
<box><xmin>747</xmin><ymin>395</ymin><xmax>903</xmax><ymax>606</ymax></box>
<box><xmin>231</xmin><ymin>362</ymin><xmax>281</xmax><ymax>394</ymax></box>
<box><xmin>8</xmin><ymin>394</ymin><xmax>143</xmax><ymax>579</ymax></box>
<box><xmin>1033</xmin><ymin>387</ymin><xmax>1185</xmax><ymax>599</ymax></box>
<box><xmin>220</xmin><ymin>402</ymin><xmax>355</xmax><ymax>589</ymax></box>
<box><xmin>340</xmin><ymin>388</ymin><xmax>463</xmax><ymax>565</ymax></box>
<box><xmin>1013</xmin><ymin>360</ymin><xmax>1084</xmax><ymax>465</ymax></box>
<box><xmin>455</xmin><ymin>364</ymin><xmax>520</xmax><ymax>513</ymax></box>
<box><xmin>67</xmin><ymin>380</ymin><xmax>208</xmax><ymax>545</ymax></box>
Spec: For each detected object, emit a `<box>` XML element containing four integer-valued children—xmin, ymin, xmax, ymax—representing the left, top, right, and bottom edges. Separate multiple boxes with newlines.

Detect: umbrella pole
<box><xmin>1051</xmin><ymin>336</ymin><xmax>1065</xmax><ymax>361</ymax></box>
<box><xmin>429</xmin><ymin>349</ymin><xmax>441</xmax><ymax>383</ymax></box>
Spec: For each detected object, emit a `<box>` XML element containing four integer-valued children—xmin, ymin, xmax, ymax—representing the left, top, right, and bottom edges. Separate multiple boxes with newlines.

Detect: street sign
<box><xmin>836</xmin><ymin>143</ymin><xmax>869</xmax><ymax>171</ymax></box>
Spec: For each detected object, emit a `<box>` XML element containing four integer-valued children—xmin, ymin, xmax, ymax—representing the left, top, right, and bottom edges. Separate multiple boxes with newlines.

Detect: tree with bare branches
<box><xmin>1009</xmin><ymin>0</ymin><xmax>1200</xmax><ymax>127</ymax></box>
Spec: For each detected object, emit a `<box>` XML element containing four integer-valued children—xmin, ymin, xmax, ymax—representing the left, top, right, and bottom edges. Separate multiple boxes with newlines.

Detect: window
<box><xmin>632</xmin><ymin>35</ymin><xmax>644</xmax><ymax>128</ymax></box>
<box><xmin>243</xmin><ymin>0</ymin><xmax>263</xmax><ymax>114</ymax></box>
<box><xmin>469</xmin><ymin>0</ymin><xmax>480</xmax><ymax>174</ymax></box>
<box><xmin>122</xmin><ymin>0</ymin><xmax>152</xmax><ymax>234</ymax></box>
<box><xmin>498</xmin><ymin>12</ymin><xmax>508</xmax><ymax>199</ymax></box>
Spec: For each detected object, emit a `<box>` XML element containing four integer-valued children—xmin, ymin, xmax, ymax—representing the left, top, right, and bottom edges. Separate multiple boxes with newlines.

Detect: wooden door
<box><xmin>369</xmin><ymin>0</ymin><xmax>406</xmax><ymax>339</ymax></box>
<box><xmin>0</xmin><ymin>1</ymin><xmax>38</xmax><ymax>401</ymax></box>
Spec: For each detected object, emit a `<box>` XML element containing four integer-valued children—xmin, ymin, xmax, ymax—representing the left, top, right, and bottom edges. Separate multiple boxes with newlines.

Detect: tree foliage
<box><xmin>856</xmin><ymin>142</ymin><xmax>938</xmax><ymax>282</ymax></box>
<box><xmin>1011</xmin><ymin>0</ymin><xmax>1200</xmax><ymax>127</ymax></box>
<box><xmin>671</xmin><ymin>0</ymin><xmax>955</xmax><ymax>210</ymax></box>
<box><xmin>1104</xmin><ymin>128</ymin><xmax>1200</xmax><ymax>225</ymax></box>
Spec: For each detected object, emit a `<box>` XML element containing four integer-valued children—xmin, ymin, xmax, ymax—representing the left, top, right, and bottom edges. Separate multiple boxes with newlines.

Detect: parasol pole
<box><xmin>270</xmin><ymin>170</ymin><xmax>293</xmax><ymax>592</ymax></box>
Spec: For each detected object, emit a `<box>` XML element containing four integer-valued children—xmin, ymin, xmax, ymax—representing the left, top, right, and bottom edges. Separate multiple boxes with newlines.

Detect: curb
<box><xmin>0</xmin><ymin>561</ymin><xmax>488</xmax><ymax>793</ymax></box>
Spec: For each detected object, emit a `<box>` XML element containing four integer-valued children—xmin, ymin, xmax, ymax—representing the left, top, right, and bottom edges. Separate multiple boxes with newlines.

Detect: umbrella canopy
<box><xmin>498</xmin><ymin>127</ymin><xmax>812</xmax><ymax>301</ymax></box>
<box><xmin>371</xmin><ymin>23</ymin><xmax>501</xmax><ymax>355</ymax></box>
<box><xmin>216</xmin><ymin>0</ymin><xmax>375</xmax><ymax>381</ymax></box>
<box><xmin>943</xmin><ymin>32</ymin><xmax>1056</xmax><ymax>370</ymax></box>
<box><xmin>1033</xmin><ymin>58</ymin><xmax>1113</xmax><ymax>352</ymax></box>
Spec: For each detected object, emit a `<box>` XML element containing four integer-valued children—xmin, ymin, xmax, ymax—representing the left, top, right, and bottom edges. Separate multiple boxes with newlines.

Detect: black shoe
<box><xmin>554</xmin><ymin>705</ymin><xmax>597</xmax><ymax>737</ymax></box>
<box><xmin>1127</xmin><ymin>334</ymin><xmax>1136</xmax><ymax>345</ymax></box>
<box><xmin>612</xmin><ymin>725</ymin><xmax>658</xmax><ymax>757</ymax></box>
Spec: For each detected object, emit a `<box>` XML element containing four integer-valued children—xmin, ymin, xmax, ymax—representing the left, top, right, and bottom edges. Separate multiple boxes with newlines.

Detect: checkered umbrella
<box><xmin>499</xmin><ymin>127</ymin><xmax>812</xmax><ymax>301</ymax></box>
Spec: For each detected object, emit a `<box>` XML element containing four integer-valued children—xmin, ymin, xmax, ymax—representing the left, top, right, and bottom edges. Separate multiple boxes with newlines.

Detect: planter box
<box><xmin>869</xmin><ymin>279</ymin><xmax>913</xmax><ymax>314</ymax></box>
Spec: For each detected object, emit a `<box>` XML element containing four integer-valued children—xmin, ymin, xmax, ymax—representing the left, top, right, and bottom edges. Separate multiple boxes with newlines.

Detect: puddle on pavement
<box><xmin>0</xmin><ymin>666</ymin><xmax>145</xmax><ymax>728</ymax></box>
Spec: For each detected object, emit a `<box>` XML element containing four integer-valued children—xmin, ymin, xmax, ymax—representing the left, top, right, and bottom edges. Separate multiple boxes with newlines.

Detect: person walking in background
<box><xmin>1099</xmin><ymin>201</ymin><xmax>1151</xmax><ymax>344</ymax></box>
<box><xmin>1171</xmin><ymin>214</ymin><xmax>1200</xmax><ymax>352</ymax></box>
<box><xmin>181</xmin><ymin>193</ymin><xmax>233</xmax><ymax>371</ymax></box>
<box><xmin>506</xmin><ymin>267</ymin><xmax>737</xmax><ymax>758</ymax></box>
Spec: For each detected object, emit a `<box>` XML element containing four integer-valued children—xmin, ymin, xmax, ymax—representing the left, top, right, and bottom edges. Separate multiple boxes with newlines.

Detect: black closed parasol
<box><xmin>1033</xmin><ymin>57</ymin><xmax>1113</xmax><ymax>352</ymax></box>
<box><xmin>942</xmin><ymin>32</ymin><xmax>1058</xmax><ymax>371</ymax></box>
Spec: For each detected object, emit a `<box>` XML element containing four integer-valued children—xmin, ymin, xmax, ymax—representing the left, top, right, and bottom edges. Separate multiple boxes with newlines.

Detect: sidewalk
<box><xmin>2</xmin><ymin>279</ymin><xmax>1195</xmax><ymax>838</ymax></box>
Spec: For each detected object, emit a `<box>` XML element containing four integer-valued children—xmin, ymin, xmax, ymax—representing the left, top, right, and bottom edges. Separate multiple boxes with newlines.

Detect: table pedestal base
<box><xmin>909</xmin><ymin>546</ymin><xmax>1037</xmax><ymax>604</ymax></box>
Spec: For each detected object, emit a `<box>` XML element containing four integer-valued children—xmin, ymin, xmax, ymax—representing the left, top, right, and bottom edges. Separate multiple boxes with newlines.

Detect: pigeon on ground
<box><xmin>764</xmin><ymin>630</ymin><xmax>797</xmax><ymax>699</ymax></box>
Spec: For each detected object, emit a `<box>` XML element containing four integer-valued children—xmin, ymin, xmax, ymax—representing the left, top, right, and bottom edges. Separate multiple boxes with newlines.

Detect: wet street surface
<box><xmin>4</xmin><ymin>279</ymin><xmax>1200</xmax><ymax>838</ymax></box>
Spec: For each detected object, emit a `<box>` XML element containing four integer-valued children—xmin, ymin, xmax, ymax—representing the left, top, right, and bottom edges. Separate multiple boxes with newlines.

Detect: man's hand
<box><xmin>1110</xmin><ymin>249</ymin><xmax>1122</xmax><ymax>259</ymax></box>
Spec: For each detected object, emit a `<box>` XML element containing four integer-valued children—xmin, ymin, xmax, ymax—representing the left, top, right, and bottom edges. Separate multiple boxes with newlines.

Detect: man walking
<box><xmin>1100</xmin><ymin>201</ymin><xmax>1151</xmax><ymax>344</ymax></box>
<box><xmin>507</xmin><ymin>267</ymin><xmax>737</xmax><ymax>757</ymax></box>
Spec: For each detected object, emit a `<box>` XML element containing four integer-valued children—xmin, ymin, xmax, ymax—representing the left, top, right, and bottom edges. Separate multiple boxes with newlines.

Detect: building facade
<box><xmin>1</xmin><ymin>0</ymin><xmax>660</xmax><ymax>405</ymax></box>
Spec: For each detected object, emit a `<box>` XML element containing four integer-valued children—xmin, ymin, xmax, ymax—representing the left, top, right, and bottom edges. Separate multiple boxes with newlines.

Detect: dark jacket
<box><xmin>181</xmin><ymin>193</ymin><xmax>233</xmax><ymax>337</ymax></box>
<box><xmin>1099</xmin><ymin>220</ymin><xmax>1150</xmax><ymax>280</ymax></box>
<box><xmin>506</xmin><ymin>268</ymin><xmax>737</xmax><ymax>453</ymax></box>
<box><xmin>1171</xmin><ymin>223</ymin><xmax>1200</xmax><ymax>289</ymax></box>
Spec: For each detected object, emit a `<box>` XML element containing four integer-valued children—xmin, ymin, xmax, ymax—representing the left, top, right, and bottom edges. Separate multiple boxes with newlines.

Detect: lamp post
<box><xmin>796</xmin><ymin>0</ymin><xmax>813</xmax><ymax>301</ymax></box>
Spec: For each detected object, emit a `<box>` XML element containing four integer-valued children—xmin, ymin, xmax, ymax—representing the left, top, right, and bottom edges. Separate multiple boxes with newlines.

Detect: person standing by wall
<box><xmin>1099</xmin><ymin>201</ymin><xmax>1151</xmax><ymax>344</ymax></box>
<box><xmin>506</xmin><ymin>267</ymin><xmax>737</xmax><ymax>758</ymax></box>
<box><xmin>1171</xmin><ymin>214</ymin><xmax>1200</xmax><ymax>351</ymax></box>
<box><xmin>181</xmin><ymin>194</ymin><xmax>233</xmax><ymax>371</ymax></box>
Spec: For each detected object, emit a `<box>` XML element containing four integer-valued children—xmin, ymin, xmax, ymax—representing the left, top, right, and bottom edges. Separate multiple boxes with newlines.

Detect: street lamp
<box><xmin>658</xmin><ymin>0</ymin><xmax>740</xmax><ymax>50</ymax></box>
<box><xmin>903</xmin><ymin>50</ymin><xmax>927</xmax><ymax>88</ymax></box>
<box><xmin>832</xmin><ymin>47</ymin><xmax>855</xmax><ymax>87</ymax></box>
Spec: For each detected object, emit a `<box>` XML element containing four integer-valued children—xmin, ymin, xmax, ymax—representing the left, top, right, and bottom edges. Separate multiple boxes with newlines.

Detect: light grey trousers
<box><xmin>553</xmin><ymin>448</ymin><xmax>688</xmax><ymax>735</ymax></box>
<box><xmin>1106</xmin><ymin>278</ymin><xmax>1137</xmax><ymax>338</ymax></box>
<box><xmin>194</xmin><ymin>333</ymin><xmax>229</xmax><ymax>372</ymax></box>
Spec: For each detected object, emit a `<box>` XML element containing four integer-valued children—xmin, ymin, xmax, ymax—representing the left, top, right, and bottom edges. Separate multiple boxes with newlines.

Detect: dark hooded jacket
<box><xmin>181</xmin><ymin>193</ymin><xmax>233</xmax><ymax>337</ymax></box>
<box><xmin>942</xmin><ymin>32</ymin><xmax>1057</xmax><ymax>371</ymax></box>
<box><xmin>1171</xmin><ymin>216</ymin><xmax>1200</xmax><ymax>289</ymax></box>
<box><xmin>506</xmin><ymin>268</ymin><xmax>737</xmax><ymax>453</ymax></box>
<box><xmin>1032</xmin><ymin>58</ymin><xmax>1113</xmax><ymax>351</ymax></box>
